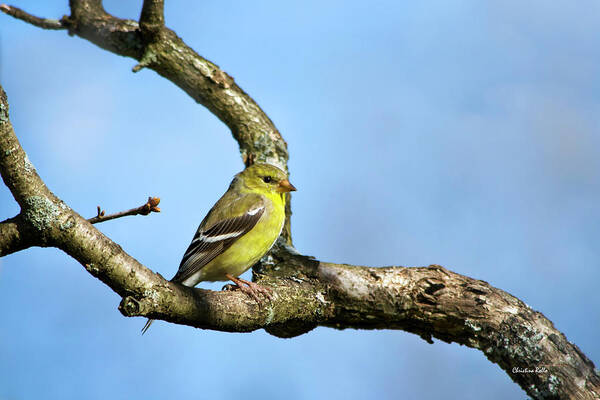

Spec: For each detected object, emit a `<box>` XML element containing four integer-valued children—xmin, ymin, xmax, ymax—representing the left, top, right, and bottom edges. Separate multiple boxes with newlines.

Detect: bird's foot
<box><xmin>225</xmin><ymin>274</ymin><xmax>273</xmax><ymax>303</ymax></box>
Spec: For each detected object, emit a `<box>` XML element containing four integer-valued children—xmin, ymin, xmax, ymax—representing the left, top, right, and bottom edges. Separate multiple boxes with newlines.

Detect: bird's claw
<box><xmin>225</xmin><ymin>274</ymin><xmax>273</xmax><ymax>303</ymax></box>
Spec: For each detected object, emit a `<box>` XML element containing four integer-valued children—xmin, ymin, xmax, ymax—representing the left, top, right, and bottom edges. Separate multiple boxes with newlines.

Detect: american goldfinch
<box><xmin>142</xmin><ymin>163</ymin><xmax>296</xmax><ymax>334</ymax></box>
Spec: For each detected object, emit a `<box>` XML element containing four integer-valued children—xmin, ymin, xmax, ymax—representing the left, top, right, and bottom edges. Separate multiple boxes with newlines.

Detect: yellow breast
<box><xmin>198</xmin><ymin>193</ymin><xmax>286</xmax><ymax>282</ymax></box>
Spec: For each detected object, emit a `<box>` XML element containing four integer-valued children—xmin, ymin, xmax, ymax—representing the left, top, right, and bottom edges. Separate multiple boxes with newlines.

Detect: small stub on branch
<box><xmin>243</xmin><ymin>152</ymin><xmax>256</xmax><ymax>168</ymax></box>
<box><xmin>119</xmin><ymin>296</ymin><xmax>141</xmax><ymax>316</ymax></box>
<box><xmin>96</xmin><ymin>206</ymin><xmax>105</xmax><ymax>218</ymax></box>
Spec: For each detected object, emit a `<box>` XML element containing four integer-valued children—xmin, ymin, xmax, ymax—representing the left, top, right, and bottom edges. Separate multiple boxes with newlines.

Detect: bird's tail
<box><xmin>141</xmin><ymin>319</ymin><xmax>155</xmax><ymax>335</ymax></box>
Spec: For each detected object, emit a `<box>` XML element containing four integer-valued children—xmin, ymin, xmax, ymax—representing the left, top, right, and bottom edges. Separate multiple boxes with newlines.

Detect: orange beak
<box><xmin>276</xmin><ymin>179</ymin><xmax>297</xmax><ymax>193</ymax></box>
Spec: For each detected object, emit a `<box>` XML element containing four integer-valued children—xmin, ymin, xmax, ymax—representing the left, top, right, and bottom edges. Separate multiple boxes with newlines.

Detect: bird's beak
<box><xmin>276</xmin><ymin>179</ymin><xmax>297</xmax><ymax>193</ymax></box>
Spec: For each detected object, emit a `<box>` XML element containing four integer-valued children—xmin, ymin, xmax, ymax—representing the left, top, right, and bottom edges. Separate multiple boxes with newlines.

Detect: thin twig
<box><xmin>88</xmin><ymin>197</ymin><xmax>160</xmax><ymax>224</ymax></box>
<box><xmin>0</xmin><ymin>4</ymin><xmax>65</xmax><ymax>30</ymax></box>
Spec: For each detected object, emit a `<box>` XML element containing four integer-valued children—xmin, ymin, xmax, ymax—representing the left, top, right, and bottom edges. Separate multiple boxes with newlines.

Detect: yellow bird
<box><xmin>142</xmin><ymin>163</ymin><xmax>296</xmax><ymax>333</ymax></box>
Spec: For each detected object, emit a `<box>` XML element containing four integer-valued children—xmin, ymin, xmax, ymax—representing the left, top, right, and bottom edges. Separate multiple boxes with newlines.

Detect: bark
<box><xmin>1</xmin><ymin>2</ymin><xmax>598</xmax><ymax>399</ymax></box>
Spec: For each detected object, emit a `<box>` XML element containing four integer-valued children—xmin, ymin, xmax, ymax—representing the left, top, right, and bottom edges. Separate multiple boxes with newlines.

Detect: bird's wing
<box><xmin>171</xmin><ymin>194</ymin><xmax>265</xmax><ymax>284</ymax></box>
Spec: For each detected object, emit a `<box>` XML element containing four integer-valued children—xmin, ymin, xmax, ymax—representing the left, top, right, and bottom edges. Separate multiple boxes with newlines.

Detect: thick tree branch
<box><xmin>116</xmin><ymin>249</ymin><xmax>600</xmax><ymax>399</ymax></box>
<box><xmin>1</xmin><ymin>5</ymin><xmax>599</xmax><ymax>400</ymax></box>
<box><xmin>88</xmin><ymin>197</ymin><xmax>160</xmax><ymax>224</ymax></box>
<box><xmin>0</xmin><ymin>214</ymin><xmax>40</xmax><ymax>255</ymax></box>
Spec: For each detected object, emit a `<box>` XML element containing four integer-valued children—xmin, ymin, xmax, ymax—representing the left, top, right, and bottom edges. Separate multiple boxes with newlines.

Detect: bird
<box><xmin>141</xmin><ymin>162</ymin><xmax>296</xmax><ymax>334</ymax></box>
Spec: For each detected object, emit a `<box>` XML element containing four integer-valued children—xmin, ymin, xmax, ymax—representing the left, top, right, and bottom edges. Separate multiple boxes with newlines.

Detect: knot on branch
<box><xmin>84</xmin><ymin>263</ymin><xmax>100</xmax><ymax>276</ymax></box>
<box><xmin>243</xmin><ymin>153</ymin><xmax>256</xmax><ymax>168</ymax></box>
<box><xmin>208</xmin><ymin>68</ymin><xmax>233</xmax><ymax>89</ymax></box>
<box><xmin>464</xmin><ymin>283</ymin><xmax>490</xmax><ymax>296</ymax></box>
<box><xmin>463</xmin><ymin>282</ymin><xmax>490</xmax><ymax>307</ymax></box>
<box><xmin>59</xmin><ymin>15</ymin><xmax>77</xmax><ymax>36</ymax></box>
<box><xmin>132</xmin><ymin>44</ymin><xmax>159</xmax><ymax>72</ymax></box>
<box><xmin>416</xmin><ymin>277</ymin><xmax>446</xmax><ymax>306</ymax></box>
<box><xmin>427</xmin><ymin>264</ymin><xmax>451</xmax><ymax>276</ymax></box>
<box><xmin>119</xmin><ymin>296</ymin><xmax>141</xmax><ymax>316</ymax></box>
<box><xmin>265</xmin><ymin>320</ymin><xmax>318</xmax><ymax>339</ymax></box>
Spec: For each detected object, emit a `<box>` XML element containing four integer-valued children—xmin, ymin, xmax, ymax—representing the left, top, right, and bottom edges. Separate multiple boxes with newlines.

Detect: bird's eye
<box><xmin>262</xmin><ymin>176</ymin><xmax>273</xmax><ymax>183</ymax></box>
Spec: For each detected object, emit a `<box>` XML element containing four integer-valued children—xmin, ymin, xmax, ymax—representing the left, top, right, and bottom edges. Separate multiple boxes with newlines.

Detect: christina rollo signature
<box><xmin>512</xmin><ymin>366</ymin><xmax>549</xmax><ymax>374</ymax></box>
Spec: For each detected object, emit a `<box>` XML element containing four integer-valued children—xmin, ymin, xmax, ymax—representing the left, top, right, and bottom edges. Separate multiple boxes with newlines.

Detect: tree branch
<box><xmin>1</xmin><ymin>4</ymin><xmax>598</xmax><ymax>400</ymax></box>
<box><xmin>119</xmin><ymin>249</ymin><xmax>599</xmax><ymax>399</ymax></box>
<box><xmin>139</xmin><ymin>0</ymin><xmax>164</xmax><ymax>31</ymax></box>
<box><xmin>87</xmin><ymin>197</ymin><xmax>160</xmax><ymax>224</ymax></box>
<box><xmin>0</xmin><ymin>214</ymin><xmax>40</xmax><ymax>255</ymax></box>
<box><xmin>0</xmin><ymin>4</ymin><xmax>65</xmax><ymax>30</ymax></box>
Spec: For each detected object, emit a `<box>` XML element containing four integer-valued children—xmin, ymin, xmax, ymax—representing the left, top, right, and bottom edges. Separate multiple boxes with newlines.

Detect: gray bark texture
<box><xmin>1</xmin><ymin>1</ymin><xmax>598</xmax><ymax>399</ymax></box>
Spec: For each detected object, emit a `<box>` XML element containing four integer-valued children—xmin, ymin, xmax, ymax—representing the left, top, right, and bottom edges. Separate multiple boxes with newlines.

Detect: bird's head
<box><xmin>237</xmin><ymin>163</ymin><xmax>296</xmax><ymax>194</ymax></box>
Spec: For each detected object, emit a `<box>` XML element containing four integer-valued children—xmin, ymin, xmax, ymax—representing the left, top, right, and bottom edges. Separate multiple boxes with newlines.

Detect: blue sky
<box><xmin>1</xmin><ymin>1</ymin><xmax>599</xmax><ymax>399</ymax></box>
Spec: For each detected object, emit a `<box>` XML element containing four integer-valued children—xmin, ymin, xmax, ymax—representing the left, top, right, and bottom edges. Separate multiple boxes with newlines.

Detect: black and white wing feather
<box><xmin>171</xmin><ymin>200</ymin><xmax>265</xmax><ymax>284</ymax></box>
